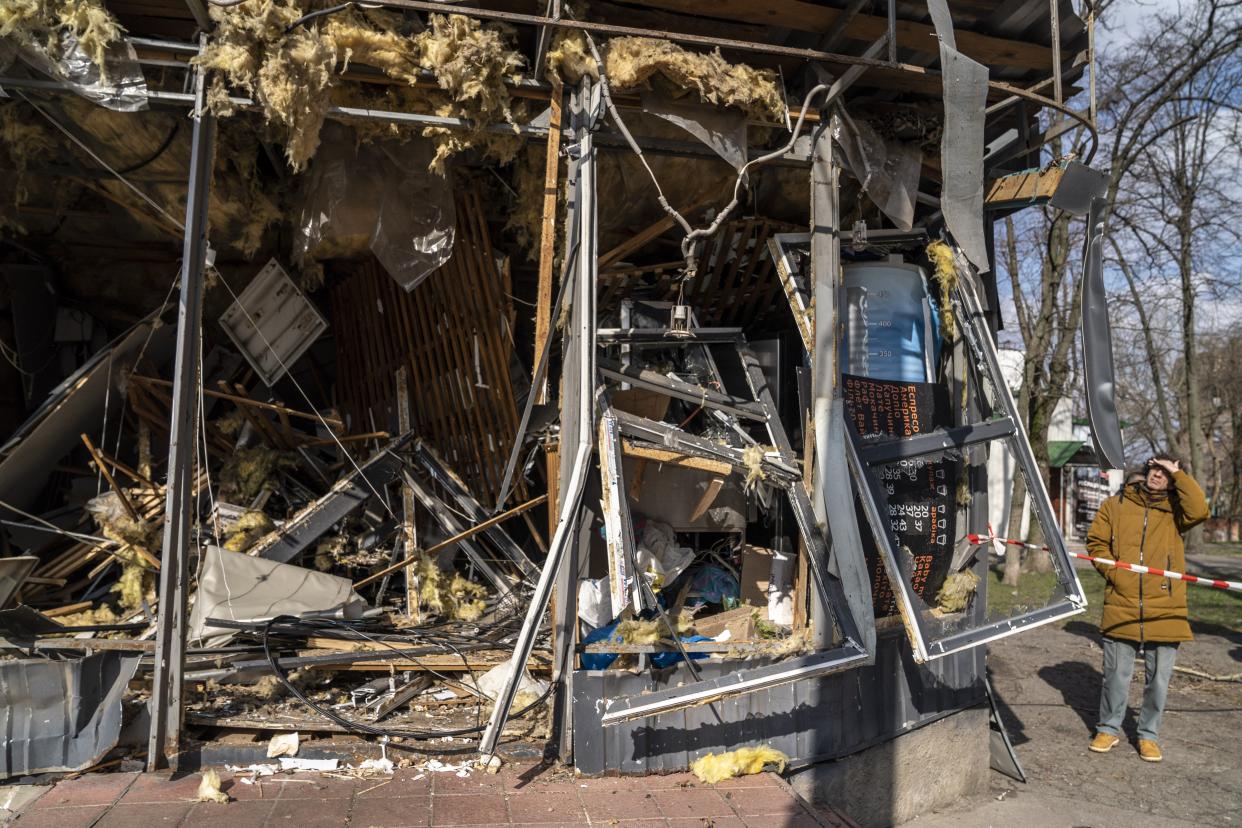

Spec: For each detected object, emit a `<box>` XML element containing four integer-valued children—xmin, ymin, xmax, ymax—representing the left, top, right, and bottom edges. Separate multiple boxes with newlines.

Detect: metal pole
<box><xmin>808</xmin><ymin>123</ymin><xmax>838</xmax><ymax>650</ymax></box>
<box><xmin>808</xmin><ymin>119</ymin><xmax>876</xmax><ymax>656</ymax></box>
<box><xmin>478</xmin><ymin>77</ymin><xmax>598</xmax><ymax>764</ymax></box>
<box><xmin>887</xmin><ymin>0</ymin><xmax>898</xmax><ymax>65</ymax></box>
<box><xmin>1049</xmin><ymin>0</ymin><xmax>1063</xmax><ymax>107</ymax></box>
<box><xmin>147</xmin><ymin>60</ymin><xmax>215</xmax><ymax>772</ymax></box>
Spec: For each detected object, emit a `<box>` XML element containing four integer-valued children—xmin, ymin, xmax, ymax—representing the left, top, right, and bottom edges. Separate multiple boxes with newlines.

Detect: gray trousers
<box><xmin>1097</xmin><ymin>636</ymin><xmax>1178</xmax><ymax>741</ymax></box>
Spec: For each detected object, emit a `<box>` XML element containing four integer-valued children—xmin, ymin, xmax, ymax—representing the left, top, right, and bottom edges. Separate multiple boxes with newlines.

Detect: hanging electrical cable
<box><xmin>575</xmin><ymin>26</ymin><xmax>832</xmax><ymax>282</ymax></box>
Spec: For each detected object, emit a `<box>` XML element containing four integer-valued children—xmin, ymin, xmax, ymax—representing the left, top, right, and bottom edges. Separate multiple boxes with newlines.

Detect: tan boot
<box><xmin>1138</xmin><ymin>739</ymin><xmax>1163</xmax><ymax>762</ymax></box>
<box><xmin>1089</xmin><ymin>732</ymin><xmax>1120</xmax><ymax>753</ymax></box>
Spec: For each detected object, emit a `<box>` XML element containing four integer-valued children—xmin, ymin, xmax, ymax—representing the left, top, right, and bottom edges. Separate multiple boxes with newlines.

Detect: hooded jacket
<box><xmin>1085</xmin><ymin>470</ymin><xmax>1209</xmax><ymax>642</ymax></box>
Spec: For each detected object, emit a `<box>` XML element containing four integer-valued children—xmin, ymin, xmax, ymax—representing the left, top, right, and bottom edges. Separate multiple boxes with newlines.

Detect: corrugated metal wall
<box><xmin>572</xmin><ymin>629</ymin><xmax>985</xmax><ymax>775</ymax></box>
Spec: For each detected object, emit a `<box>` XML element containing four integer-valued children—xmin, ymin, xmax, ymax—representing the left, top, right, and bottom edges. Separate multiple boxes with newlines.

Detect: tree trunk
<box><xmin>1178</xmin><ymin>196</ymin><xmax>1206</xmax><ymax>553</ymax></box>
<box><xmin>1002</xmin><ymin>469</ymin><xmax>1026</xmax><ymax>586</ymax></box>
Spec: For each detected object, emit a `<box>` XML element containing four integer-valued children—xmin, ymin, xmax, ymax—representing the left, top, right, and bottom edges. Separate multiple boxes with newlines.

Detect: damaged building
<box><xmin>0</xmin><ymin>0</ymin><xmax>1123</xmax><ymax>822</ymax></box>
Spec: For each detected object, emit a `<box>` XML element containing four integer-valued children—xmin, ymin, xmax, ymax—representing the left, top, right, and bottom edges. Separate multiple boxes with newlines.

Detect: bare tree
<box><xmin>999</xmin><ymin>0</ymin><xmax>1240</xmax><ymax>579</ymax></box>
<box><xmin>1104</xmin><ymin>2</ymin><xmax>1242</xmax><ymax>550</ymax></box>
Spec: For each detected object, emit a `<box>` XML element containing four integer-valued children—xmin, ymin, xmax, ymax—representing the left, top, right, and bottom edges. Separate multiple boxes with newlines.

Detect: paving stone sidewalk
<box><xmin>6</xmin><ymin>762</ymin><xmax>855</xmax><ymax>828</ymax></box>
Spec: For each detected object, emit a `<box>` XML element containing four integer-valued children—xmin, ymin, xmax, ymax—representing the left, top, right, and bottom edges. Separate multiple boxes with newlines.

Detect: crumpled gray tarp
<box><xmin>189</xmin><ymin>544</ymin><xmax>371</xmax><ymax>646</ymax></box>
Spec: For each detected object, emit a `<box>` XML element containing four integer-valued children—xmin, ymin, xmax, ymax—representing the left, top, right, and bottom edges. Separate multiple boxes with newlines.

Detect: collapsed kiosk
<box><xmin>0</xmin><ymin>0</ymin><xmax>1121</xmax><ymax>793</ymax></box>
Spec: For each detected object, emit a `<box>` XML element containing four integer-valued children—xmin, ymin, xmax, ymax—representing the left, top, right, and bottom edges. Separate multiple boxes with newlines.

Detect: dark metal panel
<box><xmin>573</xmin><ymin>630</ymin><xmax>984</xmax><ymax>774</ymax></box>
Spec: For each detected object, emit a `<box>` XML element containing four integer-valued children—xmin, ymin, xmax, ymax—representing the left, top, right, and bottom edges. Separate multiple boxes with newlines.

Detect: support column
<box><xmin>478</xmin><ymin>77</ymin><xmax>598</xmax><ymax>764</ymax></box>
<box><xmin>147</xmin><ymin>64</ymin><xmax>215</xmax><ymax>771</ymax></box>
<box><xmin>810</xmin><ymin>119</ymin><xmax>875</xmax><ymax>655</ymax></box>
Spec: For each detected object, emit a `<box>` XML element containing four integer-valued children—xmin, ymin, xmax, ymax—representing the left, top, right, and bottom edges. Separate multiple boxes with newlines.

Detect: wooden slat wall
<box><xmin>598</xmin><ymin>218</ymin><xmax>791</xmax><ymax>330</ymax></box>
<box><xmin>330</xmin><ymin>185</ymin><xmax>520</xmax><ymax>502</ymax></box>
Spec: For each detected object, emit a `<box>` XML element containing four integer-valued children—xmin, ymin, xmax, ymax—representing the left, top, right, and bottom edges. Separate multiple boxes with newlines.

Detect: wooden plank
<box><xmin>44</xmin><ymin>601</ymin><xmax>92</xmax><ymax>617</ymax></box>
<box><xmin>620</xmin><ymin>442</ymin><xmax>733</xmax><ymax>476</ymax></box>
<box><xmin>132</xmin><ymin>376</ymin><xmax>342</xmax><ymax>427</ymax></box>
<box><xmin>598</xmin><ymin>191</ymin><xmax>714</xmax><ymax>270</ymax></box>
<box><xmin>454</xmin><ymin>188</ymin><xmax>520</xmax><ymax>495</ymax></box>
<box><xmin>689</xmin><ymin>476</ymin><xmax>727</xmax><ymax>523</ymax></box>
<box><xmin>433</xmin><ymin>251</ymin><xmax>492</xmax><ymax>495</ymax></box>
<box><xmin>0</xmin><ymin>637</ymin><xmax>154</xmax><ymax>652</ymax></box>
<box><xmin>79</xmin><ymin>434</ymin><xmax>140</xmax><ymax>522</ymax></box>
<box><xmin>395</xmin><ymin>367</ymin><xmax>419</xmax><ymax>622</ymax></box>
<box><xmin>622</xmin><ymin>0</ymin><xmax>1057</xmax><ymax>71</ymax></box>
<box><xmin>533</xmin><ymin>75</ymin><xmax>564</xmax><ymax>406</ymax></box>
<box><xmin>716</xmin><ymin>220</ymin><xmax>753</xmax><ymax>325</ymax></box>
<box><xmin>985</xmin><ymin>164</ymin><xmax>1066</xmax><ymax>206</ymax></box>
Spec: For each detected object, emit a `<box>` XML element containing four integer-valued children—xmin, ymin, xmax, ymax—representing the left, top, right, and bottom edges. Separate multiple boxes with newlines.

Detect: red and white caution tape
<box><xmin>966</xmin><ymin>533</ymin><xmax>1242</xmax><ymax>593</ymax></box>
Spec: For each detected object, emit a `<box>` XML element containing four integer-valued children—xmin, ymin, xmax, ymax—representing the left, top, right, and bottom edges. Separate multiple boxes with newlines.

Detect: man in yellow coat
<box><xmin>1085</xmin><ymin>454</ymin><xmax>1209</xmax><ymax>762</ymax></box>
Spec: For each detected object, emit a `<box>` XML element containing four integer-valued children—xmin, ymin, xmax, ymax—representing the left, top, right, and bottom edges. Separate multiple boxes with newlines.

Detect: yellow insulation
<box><xmin>604</xmin><ymin>38</ymin><xmax>784</xmax><ymax>122</ymax></box>
<box><xmin>690</xmin><ymin>746</ymin><xmax>788</xmax><ymax>784</ymax></box>
<box><xmin>0</xmin><ymin>102</ymin><xmax>59</xmax><ymax>233</ymax></box>
<box><xmin>195</xmin><ymin>769</ymin><xmax>230</xmax><ymax>804</ymax></box>
<box><xmin>546</xmin><ymin>30</ymin><xmax>598</xmax><ymax>84</ymax></box>
<box><xmin>611</xmin><ymin>615</ymin><xmax>695</xmax><ymax>645</ymax></box>
<box><xmin>935</xmin><ymin>569</ymin><xmax>980</xmax><ymax>614</ymax></box>
<box><xmin>223</xmin><ymin>510</ymin><xmax>276</xmax><ymax>553</ymax></box>
<box><xmin>741</xmin><ymin>444</ymin><xmax>771</xmax><ymax>492</ymax></box>
<box><xmin>926</xmin><ymin>240</ymin><xmax>959</xmax><ymax>340</ymax></box>
<box><xmin>0</xmin><ymin>0</ymin><xmax>123</xmax><ymax>79</ymax></box>
<box><xmin>412</xmin><ymin>556</ymin><xmax>488</xmax><ymax>621</ymax></box>
<box><xmin>195</xmin><ymin>3</ymin><xmax>527</xmax><ymax>171</ymax></box>
<box><xmin>219</xmin><ymin>446</ymin><xmax>298</xmax><ymax>502</ymax></box>
<box><xmin>55</xmin><ymin>604</ymin><xmax>121</xmax><ymax>628</ymax></box>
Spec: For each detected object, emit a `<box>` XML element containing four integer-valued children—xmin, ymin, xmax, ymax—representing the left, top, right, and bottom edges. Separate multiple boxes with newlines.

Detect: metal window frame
<box><xmin>770</xmin><ymin>230</ymin><xmax>1087</xmax><ymax>665</ymax></box>
<box><xmin>593</xmin><ymin>330</ymin><xmax>873</xmax><ymax>726</ymax></box>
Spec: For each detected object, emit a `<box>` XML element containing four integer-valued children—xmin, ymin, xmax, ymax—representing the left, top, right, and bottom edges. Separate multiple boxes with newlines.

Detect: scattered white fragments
<box><xmin>419</xmin><ymin>759</ymin><xmax>472</xmax><ymax>778</ymax></box>
<box><xmin>279</xmin><ymin>757</ymin><xmax>339</xmax><ymax>771</ymax></box>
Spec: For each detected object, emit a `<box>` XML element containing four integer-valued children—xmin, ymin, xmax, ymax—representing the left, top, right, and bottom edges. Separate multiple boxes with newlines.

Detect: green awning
<box><xmin>1048</xmin><ymin>440</ymin><xmax>1084</xmax><ymax>468</ymax></box>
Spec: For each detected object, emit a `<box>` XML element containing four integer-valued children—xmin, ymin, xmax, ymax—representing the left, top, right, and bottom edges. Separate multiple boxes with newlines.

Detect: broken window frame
<box><xmin>590</xmin><ymin>329</ymin><xmax>873</xmax><ymax>726</ymax></box>
<box><xmin>770</xmin><ymin>232</ymin><xmax>1087</xmax><ymax>664</ymax></box>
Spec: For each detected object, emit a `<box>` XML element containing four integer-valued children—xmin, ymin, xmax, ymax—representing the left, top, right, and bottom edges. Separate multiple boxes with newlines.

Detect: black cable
<box><xmin>260</xmin><ymin>615</ymin><xmax>553</xmax><ymax>742</ymax></box>
<box><xmin>118</xmin><ymin>119</ymin><xmax>180</xmax><ymax>175</ymax></box>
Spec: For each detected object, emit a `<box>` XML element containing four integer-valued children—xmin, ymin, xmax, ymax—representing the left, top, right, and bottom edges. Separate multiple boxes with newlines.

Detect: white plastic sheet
<box><xmin>295</xmin><ymin>124</ymin><xmax>455</xmax><ymax>292</ymax></box>
<box><xmin>188</xmin><ymin>545</ymin><xmax>371</xmax><ymax>646</ymax></box>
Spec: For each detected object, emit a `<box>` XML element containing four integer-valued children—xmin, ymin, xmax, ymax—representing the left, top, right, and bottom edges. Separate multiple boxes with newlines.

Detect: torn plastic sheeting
<box><xmin>468</xmin><ymin>658</ymin><xmax>549</xmax><ymax>704</ymax></box>
<box><xmin>295</xmin><ymin>123</ymin><xmax>455</xmax><ymax>292</ymax></box>
<box><xmin>11</xmin><ymin>31</ymin><xmax>148</xmax><ymax>112</ymax></box>
<box><xmin>931</xmin><ymin>1</ymin><xmax>990</xmax><ymax>272</ymax></box>
<box><xmin>188</xmin><ymin>544</ymin><xmax>372</xmax><ymax>646</ymax></box>
<box><xmin>832</xmin><ymin>110</ymin><xmax>921</xmax><ymax>232</ymax></box>
<box><xmin>0</xmin><ymin>650</ymin><xmax>140</xmax><ymax>779</ymax></box>
<box><xmin>640</xmin><ymin>90</ymin><xmax>748</xmax><ymax>172</ymax></box>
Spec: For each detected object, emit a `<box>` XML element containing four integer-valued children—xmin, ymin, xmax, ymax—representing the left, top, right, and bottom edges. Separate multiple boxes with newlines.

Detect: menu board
<box><xmin>844</xmin><ymin>374</ymin><xmax>956</xmax><ymax>615</ymax></box>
